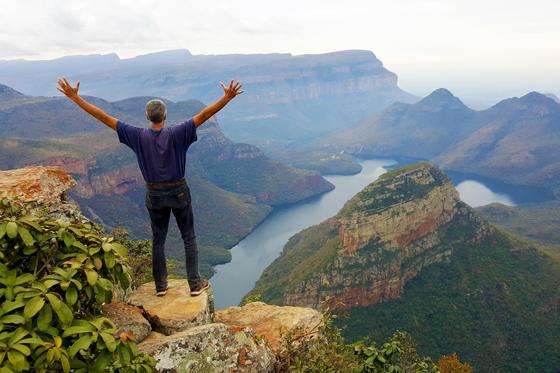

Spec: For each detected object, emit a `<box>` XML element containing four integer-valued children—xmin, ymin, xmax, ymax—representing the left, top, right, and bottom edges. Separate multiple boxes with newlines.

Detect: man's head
<box><xmin>146</xmin><ymin>99</ymin><xmax>167</xmax><ymax>124</ymax></box>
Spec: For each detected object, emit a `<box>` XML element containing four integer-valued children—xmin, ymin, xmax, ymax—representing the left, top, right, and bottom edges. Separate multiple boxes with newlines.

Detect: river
<box><xmin>210</xmin><ymin>159</ymin><xmax>550</xmax><ymax>308</ymax></box>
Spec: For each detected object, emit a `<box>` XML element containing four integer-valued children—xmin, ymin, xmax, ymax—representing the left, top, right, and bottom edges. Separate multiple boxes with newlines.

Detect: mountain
<box><xmin>0</xmin><ymin>84</ymin><xmax>334</xmax><ymax>276</ymax></box>
<box><xmin>248</xmin><ymin>163</ymin><xmax>560</xmax><ymax>372</ymax></box>
<box><xmin>320</xmin><ymin>90</ymin><xmax>560</xmax><ymax>196</ymax></box>
<box><xmin>0</xmin><ymin>49</ymin><xmax>416</xmax><ymax>149</ymax></box>
<box><xmin>0</xmin><ymin>83</ymin><xmax>24</xmax><ymax>101</ymax></box>
<box><xmin>476</xmin><ymin>201</ymin><xmax>560</xmax><ymax>260</ymax></box>
<box><xmin>322</xmin><ymin>88</ymin><xmax>478</xmax><ymax>159</ymax></box>
<box><xmin>436</xmin><ymin>92</ymin><xmax>560</xmax><ymax>195</ymax></box>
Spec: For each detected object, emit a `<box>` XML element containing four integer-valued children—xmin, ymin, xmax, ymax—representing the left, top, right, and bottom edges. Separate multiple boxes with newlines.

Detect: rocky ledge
<box><xmin>0</xmin><ymin>166</ymin><xmax>323</xmax><ymax>372</ymax></box>
<box><xmin>103</xmin><ymin>285</ymin><xmax>322</xmax><ymax>372</ymax></box>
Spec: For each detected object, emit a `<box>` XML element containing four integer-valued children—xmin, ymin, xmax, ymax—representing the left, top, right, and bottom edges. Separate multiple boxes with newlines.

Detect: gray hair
<box><xmin>146</xmin><ymin>99</ymin><xmax>167</xmax><ymax>123</ymax></box>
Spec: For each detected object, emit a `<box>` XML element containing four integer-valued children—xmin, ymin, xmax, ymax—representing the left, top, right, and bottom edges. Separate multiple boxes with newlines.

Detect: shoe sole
<box><xmin>190</xmin><ymin>283</ymin><xmax>210</xmax><ymax>296</ymax></box>
<box><xmin>156</xmin><ymin>290</ymin><xmax>168</xmax><ymax>296</ymax></box>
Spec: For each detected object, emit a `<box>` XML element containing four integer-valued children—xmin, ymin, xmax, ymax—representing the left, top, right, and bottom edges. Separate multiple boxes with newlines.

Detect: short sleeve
<box><xmin>172</xmin><ymin>118</ymin><xmax>198</xmax><ymax>151</ymax></box>
<box><xmin>117</xmin><ymin>121</ymin><xmax>142</xmax><ymax>151</ymax></box>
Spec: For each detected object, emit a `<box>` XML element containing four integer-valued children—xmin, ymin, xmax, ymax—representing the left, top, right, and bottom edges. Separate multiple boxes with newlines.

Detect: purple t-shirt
<box><xmin>117</xmin><ymin>118</ymin><xmax>197</xmax><ymax>183</ymax></box>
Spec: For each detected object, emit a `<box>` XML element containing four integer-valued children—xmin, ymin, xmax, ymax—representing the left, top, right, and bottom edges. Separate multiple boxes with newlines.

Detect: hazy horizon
<box><xmin>2</xmin><ymin>0</ymin><xmax>559</xmax><ymax>106</ymax></box>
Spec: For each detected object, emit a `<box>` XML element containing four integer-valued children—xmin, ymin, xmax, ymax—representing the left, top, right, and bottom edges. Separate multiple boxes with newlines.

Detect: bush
<box><xmin>438</xmin><ymin>353</ymin><xmax>473</xmax><ymax>373</ymax></box>
<box><xmin>0</xmin><ymin>199</ymin><xmax>155</xmax><ymax>372</ymax></box>
<box><xmin>279</xmin><ymin>312</ymin><xmax>438</xmax><ymax>373</ymax></box>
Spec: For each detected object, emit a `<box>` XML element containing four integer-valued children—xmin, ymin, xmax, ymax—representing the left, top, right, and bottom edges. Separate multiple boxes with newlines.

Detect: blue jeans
<box><xmin>145</xmin><ymin>183</ymin><xmax>201</xmax><ymax>291</ymax></box>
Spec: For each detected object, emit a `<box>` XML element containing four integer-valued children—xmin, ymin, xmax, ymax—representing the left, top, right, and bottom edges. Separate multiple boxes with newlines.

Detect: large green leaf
<box><xmin>62</xmin><ymin>231</ymin><xmax>75</xmax><ymax>248</ymax></box>
<box><xmin>62</xmin><ymin>324</ymin><xmax>95</xmax><ymax>337</ymax></box>
<box><xmin>103</xmin><ymin>251</ymin><xmax>115</xmax><ymax>269</ymax></box>
<box><xmin>99</xmin><ymin>332</ymin><xmax>117</xmax><ymax>352</ymax></box>
<box><xmin>65</xmin><ymin>286</ymin><xmax>78</xmax><ymax>306</ymax></box>
<box><xmin>84</xmin><ymin>269</ymin><xmax>98</xmax><ymax>286</ymax></box>
<box><xmin>37</xmin><ymin>304</ymin><xmax>52</xmax><ymax>331</ymax></box>
<box><xmin>68</xmin><ymin>335</ymin><xmax>93</xmax><ymax>357</ymax></box>
<box><xmin>23</xmin><ymin>296</ymin><xmax>45</xmax><ymax>319</ymax></box>
<box><xmin>6</xmin><ymin>222</ymin><xmax>18</xmax><ymax>239</ymax></box>
<box><xmin>18</xmin><ymin>226</ymin><xmax>35</xmax><ymax>246</ymax></box>
<box><xmin>111</xmin><ymin>243</ymin><xmax>128</xmax><ymax>257</ymax></box>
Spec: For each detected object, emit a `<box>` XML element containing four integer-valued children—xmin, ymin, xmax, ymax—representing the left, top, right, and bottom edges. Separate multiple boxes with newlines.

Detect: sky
<box><xmin>1</xmin><ymin>0</ymin><xmax>559</xmax><ymax>106</ymax></box>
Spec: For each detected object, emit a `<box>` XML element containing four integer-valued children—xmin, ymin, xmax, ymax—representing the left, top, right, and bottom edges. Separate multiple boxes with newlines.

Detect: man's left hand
<box><xmin>57</xmin><ymin>78</ymin><xmax>80</xmax><ymax>100</ymax></box>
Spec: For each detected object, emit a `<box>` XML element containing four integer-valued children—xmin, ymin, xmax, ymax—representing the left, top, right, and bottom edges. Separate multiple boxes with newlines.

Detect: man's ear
<box><xmin>164</xmin><ymin>112</ymin><xmax>167</xmax><ymax>121</ymax></box>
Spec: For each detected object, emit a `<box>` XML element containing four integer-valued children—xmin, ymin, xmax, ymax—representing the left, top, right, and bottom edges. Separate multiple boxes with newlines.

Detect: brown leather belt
<box><xmin>146</xmin><ymin>178</ymin><xmax>186</xmax><ymax>190</ymax></box>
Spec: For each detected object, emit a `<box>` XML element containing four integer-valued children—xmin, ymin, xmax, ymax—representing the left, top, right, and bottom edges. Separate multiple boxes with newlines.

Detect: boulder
<box><xmin>0</xmin><ymin>166</ymin><xmax>82</xmax><ymax>220</ymax></box>
<box><xmin>101</xmin><ymin>301</ymin><xmax>152</xmax><ymax>343</ymax></box>
<box><xmin>139</xmin><ymin>323</ymin><xmax>275</xmax><ymax>373</ymax></box>
<box><xmin>215</xmin><ymin>302</ymin><xmax>323</xmax><ymax>353</ymax></box>
<box><xmin>127</xmin><ymin>279</ymin><xmax>214</xmax><ymax>335</ymax></box>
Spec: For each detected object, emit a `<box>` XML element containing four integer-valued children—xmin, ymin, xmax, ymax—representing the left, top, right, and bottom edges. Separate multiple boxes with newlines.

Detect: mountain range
<box><xmin>0</xmin><ymin>49</ymin><xmax>416</xmax><ymax>149</ymax></box>
<box><xmin>248</xmin><ymin>163</ymin><xmax>560</xmax><ymax>372</ymax></box>
<box><xmin>0</xmin><ymin>83</ymin><xmax>333</xmax><ymax>275</ymax></box>
<box><xmin>319</xmin><ymin>89</ymin><xmax>560</xmax><ymax>196</ymax></box>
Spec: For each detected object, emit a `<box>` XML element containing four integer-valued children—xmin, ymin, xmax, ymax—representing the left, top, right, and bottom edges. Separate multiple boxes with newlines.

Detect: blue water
<box><xmin>210</xmin><ymin>159</ymin><xmax>550</xmax><ymax>308</ymax></box>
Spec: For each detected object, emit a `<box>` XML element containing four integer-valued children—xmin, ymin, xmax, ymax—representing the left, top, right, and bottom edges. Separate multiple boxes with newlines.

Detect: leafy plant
<box><xmin>0</xmin><ymin>198</ymin><xmax>155</xmax><ymax>372</ymax></box>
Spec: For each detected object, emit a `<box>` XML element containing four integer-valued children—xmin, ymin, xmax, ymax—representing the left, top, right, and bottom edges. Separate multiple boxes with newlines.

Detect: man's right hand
<box><xmin>56</xmin><ymin>78</ymin><xmax>80</xmax><ymax>100</ymax></box>
<box><xmin>220</xmin><ymin>80</ymin><xmax>244</xmax><ymax>100</ymax></box>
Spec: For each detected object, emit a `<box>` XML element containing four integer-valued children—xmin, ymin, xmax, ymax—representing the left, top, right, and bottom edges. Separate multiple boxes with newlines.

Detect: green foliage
<box><xmin>340</xmin><ymin>230</ymin><xmax>560</xmax><ymax>372</ymax></box>
<box><xmin>239</xmin><ymin>294</ymin><xmax>262</xmax><ymax>306</ymax></box>
<box><xmin>0</xmin><ymin>199</ymin><xmax>155</xmax><ymax>372</ymax></box>
<box><xmin>353</xmin><ymin>331</ymin><xmax>438</xmax><ymax>373</ymax></box>
<box><xmin>281</xmin><ymin>314</ymin><xmax>438</xmax><ymax>373</ymax></box>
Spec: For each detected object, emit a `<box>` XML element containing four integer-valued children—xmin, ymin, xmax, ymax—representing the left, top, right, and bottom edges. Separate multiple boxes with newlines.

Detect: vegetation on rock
<box><xmin>0</xmin><ymin>199</ymin><xmax>155</xmax><ymax>372</ymax></box>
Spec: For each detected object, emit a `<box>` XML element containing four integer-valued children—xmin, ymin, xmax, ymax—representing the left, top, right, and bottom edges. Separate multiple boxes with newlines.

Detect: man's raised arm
<box><xmin>56</xmin><ymin>78</ymin><xmax>118</xmax><ymax>131</ymax></box>
<box><xmin>193</xmin><ymin>80</ymin><xmax>243</xmax><ymax>127</ymax></box>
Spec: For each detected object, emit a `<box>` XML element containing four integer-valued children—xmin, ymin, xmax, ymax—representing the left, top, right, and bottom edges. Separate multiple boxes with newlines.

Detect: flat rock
<box><xmin>139</xmin><ymin>323</ymin><xmax>275</xmax><ymax>373</ymax></box>
<box><xmin>0</xmin><ymin>166</ymin><xmax>76</xmax><ymax>205</ymax></box>
<box><xmin>127</xmin><ymin>279</ymin><xmax>214</xmax><ymax>335</ymax></box>
<box><xmin>215</xmin><ymin>301</ymin><xmax>323</xmax><ymax>353</ymax></box>
<box><xmin>101</xmin><ymin>301</ymin><xmax>152</xmax><ymax>343</ymax></box>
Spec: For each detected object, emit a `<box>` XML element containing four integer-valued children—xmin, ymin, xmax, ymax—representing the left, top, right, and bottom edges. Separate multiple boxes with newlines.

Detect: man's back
<box><xmin>116</xmin><ymin>118</ymin><xmax>197</xmax><ymax>183</ymax></box>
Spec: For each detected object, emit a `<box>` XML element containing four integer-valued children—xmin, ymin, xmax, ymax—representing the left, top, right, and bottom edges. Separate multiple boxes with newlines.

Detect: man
<box><xmin>56</xmin><ymin>78</ymin><xmax>243</xmax><ymax>296</ymax></box>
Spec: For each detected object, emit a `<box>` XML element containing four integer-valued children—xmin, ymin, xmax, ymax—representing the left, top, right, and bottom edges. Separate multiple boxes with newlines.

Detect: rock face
<box><xmin>250</xmin><ymin>163</ymin><xmax>493</xmax><ymax>310</ymax></box>
<box><xmin>127</xmin><ymin>280</ymin><xmax>214</xmax><ymax>335</ymax></box>
<box><xmin>101</xmin><ymin>301</ymin><xmax>152</xmax><ymax>342</ymax></box>
<box><xmin>0</xmin><ymin>166</ymin><xmax>76</xmax><ymax>206</ymax></box>
<box><xmin>139</xmin><ymin>323</ymin><xmax>275</xmax><ymax>373</ymax></box>
<box><xmin>215</xmin><ymin>302</ymin><xmax>323</xmax><ymax>354</ymax></box>
<box><xmin>0</xmin><ymin>166</ymin><xmax>83</xmax><ymax>220</ymax></box>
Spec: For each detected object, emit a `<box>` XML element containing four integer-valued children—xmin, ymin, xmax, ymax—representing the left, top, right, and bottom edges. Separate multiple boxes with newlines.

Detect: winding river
<box><xmin>210</xmin><ymin>159</ymin><xmax>550</xmax><ymax>309</ymax></box>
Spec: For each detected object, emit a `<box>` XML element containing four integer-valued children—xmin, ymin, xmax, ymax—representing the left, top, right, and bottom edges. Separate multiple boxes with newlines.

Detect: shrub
<box><xmin>0</xmin><ymin>199</ymin><xmax>155</xmax><ymax>372</ymax></box>
<box><xmin>279</xmin><ymin>312</ymin><xmax>438</xmax><ymax>373</ymax></box>
<box><xmin>438</xmin><ymin>353</ymin><xmax>473</xmax><ymax>373</ymax></box>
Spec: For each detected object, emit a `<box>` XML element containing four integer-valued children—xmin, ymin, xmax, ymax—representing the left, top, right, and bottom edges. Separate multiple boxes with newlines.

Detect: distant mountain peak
<box><xmin>0</xmin><ymin>83</ymin><xmax>24</xmax><ymax>100</ymax></box>
<box><xmin>417</xmin><ymin>88</ymin><xmax>468</xmax><ymax>109</ymax></box>
<box><xmin>419</xmin><ymin>88</ymin><xmax>458</xmax><ymax>103</ymax></box>
<box><xmin>520</xmin><ymin>91</ymin><xmax>558</xmax><ymax>105</ymax></box>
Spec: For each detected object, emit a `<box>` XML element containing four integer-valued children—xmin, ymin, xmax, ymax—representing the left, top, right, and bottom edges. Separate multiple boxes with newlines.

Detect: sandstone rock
<box><xmin>0</xmin><ymin>166</ymin><xmax>83</xmax><ymax>221</ymax></box>
<box><xmin>0</xmin><ymin>166</ymin><xmax>76</xmax><ymax>206</ymax></box>
<box><xmin>139</xmin><ymin>323</ymin><xmax>275</xmax><ymax>373</ymax></box>
<box><xmin>215</xmin><ymin>302</ymin><xmax>323</xmax><ymax>353</ymax></box>
<box><xmin>101</xmin><ymin>301</ymin><xmax>152</xmax><ymax>343</ymax></box>
<box><xmin>127</xmin><ymin>280</ymin><xmax>214</xmax><ymax>335</ymax></box>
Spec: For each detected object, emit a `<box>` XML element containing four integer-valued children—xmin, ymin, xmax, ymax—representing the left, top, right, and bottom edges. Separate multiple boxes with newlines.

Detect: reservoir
<box><xmin>210</xmin><ymin>159</ymin><xmax>549</xmax><ymax>308</ymax></box>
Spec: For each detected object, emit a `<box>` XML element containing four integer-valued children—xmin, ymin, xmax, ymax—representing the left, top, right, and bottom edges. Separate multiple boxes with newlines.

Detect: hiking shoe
<box><xmin>189</xmin><ymin>279</ymin><xmax>210</xmax><ymax>296</ymax></box>
<box><xmin>156</xmin><ymin>287</ymin><xmax>168</xmax><ymax>297</ymax></box>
